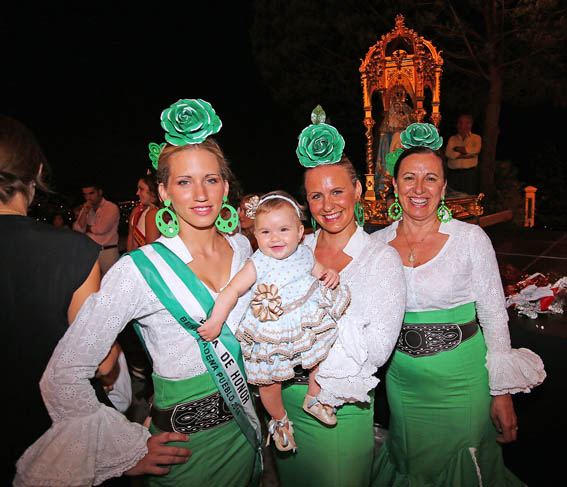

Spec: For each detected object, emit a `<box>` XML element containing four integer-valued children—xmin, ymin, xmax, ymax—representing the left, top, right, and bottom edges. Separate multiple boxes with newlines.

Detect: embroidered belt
<box><xmin>150</xmin><ymin>390</ymin><xmax>234</xmax><ymax>434</ymax></box>
<box><xmin>291</xmin><ymin>366</ymin><xmax>310</xmax><ymax>385</ymax></box>
<box><xmin>396</xmin><ymin>319</ymin><xmax>478</xmax><ymax>357</ymax></box>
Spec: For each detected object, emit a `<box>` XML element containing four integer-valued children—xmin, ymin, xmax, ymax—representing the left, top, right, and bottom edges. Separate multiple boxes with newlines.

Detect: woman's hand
<box><xmin>198</xmin><ymin>319</ymin><xmax>222</xmax><ymax>342</ymax></box>
<box><xmin>490</xmin><ymin>394</ymin><xmax>518</xmax><ymax>443</ymax></box>
<box><xmin>125</xmin><ymin>432</ymin><xmax>191</xmax><ymax>476</ymax></box>
<box><xmin>319</xmin><ymin>268</ymin><xmax>340</xmax><ymax>289</ymax></box>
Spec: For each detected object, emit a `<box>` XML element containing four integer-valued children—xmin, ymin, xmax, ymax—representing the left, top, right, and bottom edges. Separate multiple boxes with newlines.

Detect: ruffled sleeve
<box><xmin>316</xmin><ymin>240</ymin><xmax>406</xmax><ymax>406</ymax></box>
<box><xmin>15</xmin><ymin>257</ymin><xmax>151</xmax><ymax>486</ymax></box>
<box><xmin>469</xmin><ymin>225</ymin><xmax>546</xmax><ymax>395</ymax></box>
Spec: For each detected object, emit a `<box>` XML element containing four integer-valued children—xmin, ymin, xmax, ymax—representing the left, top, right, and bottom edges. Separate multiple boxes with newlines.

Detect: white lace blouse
<box><xmin>303</xmin><ymin>226</ymin><xmax>406</xmax><ymax>407</ymax></box>
<box><xmin>15</xmin><ymin>233</ymin><xmax>253</xmax><ymax>487</ymax></box>
<box><xmin>373</xmin><ymin>219</ymin><xmax>546</xmax><ymax>395</ymax></box>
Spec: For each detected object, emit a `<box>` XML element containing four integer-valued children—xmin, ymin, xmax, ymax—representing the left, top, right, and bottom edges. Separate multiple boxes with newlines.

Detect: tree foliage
<box><xmin>251</xmin><ymin>0</ymin><xmax>567</xmax><ymax>200</ymax></box>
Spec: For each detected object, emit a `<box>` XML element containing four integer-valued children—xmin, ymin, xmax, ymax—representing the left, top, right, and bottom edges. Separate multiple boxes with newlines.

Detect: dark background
<box><xmin>3</xmin><ymin>2</ymin><xmax>565</xmax><ymax>216</ymax></box>
<box><xmin>2</xmin><ymin>3</ymin><xmax>299</xmax><ymax>203</ymax></box>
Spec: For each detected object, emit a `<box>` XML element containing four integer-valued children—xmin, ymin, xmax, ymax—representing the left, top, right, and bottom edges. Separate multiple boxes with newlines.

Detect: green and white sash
<box><xmin>128</xmin><ymin>242</ymin><xmax>263</xmax><ymax>485</ymax></box>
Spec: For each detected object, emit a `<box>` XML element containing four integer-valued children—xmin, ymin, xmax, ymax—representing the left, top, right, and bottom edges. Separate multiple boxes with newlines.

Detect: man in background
<box><xmin>445</xmin><ymin>114</ymin><xmax>482</xmax><ymax>195</ymax></box>
<box><xmin>73</xmin><ymin>183</ymin><xmax>120</xmax><ymax>275</ymax></box>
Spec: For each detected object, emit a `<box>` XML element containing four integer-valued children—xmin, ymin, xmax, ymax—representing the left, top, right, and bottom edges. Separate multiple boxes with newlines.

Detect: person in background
<box><xmin>126</xmin><ymin>173</ymin><xmax>160</xmax><ymax>252</ymax></box>
<box><xmin>73</xmin><ymin>181</ymin><xmax>120</xmax><ymax>275</ymax></box>
<box><xmin>52</xmin><ymin>211</ymin><xmax>70</xmax><ymax>229</ymax></box>
<box><xmin>445</xmin><ymin>114</ymin><xmax>482</xmax><ymax>194</ymax></box>
<box><xmin>0</xmin><ymin>115</ymin><xmax>113</xmax><ymax>483</ymax></box>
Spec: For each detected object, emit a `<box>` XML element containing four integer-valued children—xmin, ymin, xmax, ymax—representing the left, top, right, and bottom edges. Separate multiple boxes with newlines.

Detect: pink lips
<box><xmin>192</xmin><ymin>206</ymin><xmax>213</xmax><ymax>216</ymax></box>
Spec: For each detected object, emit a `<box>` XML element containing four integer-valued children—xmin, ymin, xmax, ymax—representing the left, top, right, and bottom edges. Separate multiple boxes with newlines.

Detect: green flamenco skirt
<box><xmin>274</xmin><ymin>383</ymin><xmax>374</xmax><ymax>487</ymax></box>
<box><xmin>146</xmin><ymin>372</ymin><xmax>255</xmax><ymax>487</ymax></box>
<box><xmin>372</xmin><ymin>304</ymin><xmax>523</xmax><ymax>486</ymax></box>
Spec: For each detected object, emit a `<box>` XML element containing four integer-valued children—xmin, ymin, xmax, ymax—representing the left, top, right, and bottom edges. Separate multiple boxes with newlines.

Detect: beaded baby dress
<box><xmin>236</xmin><ymin>244</ymin><xmax>350</xmax><ymax>385</ymax></box>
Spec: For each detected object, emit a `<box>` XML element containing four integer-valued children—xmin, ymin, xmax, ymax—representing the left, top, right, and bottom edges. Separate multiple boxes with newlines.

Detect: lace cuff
<box><xmin>15</xmin><ymin>406</ymin><xmax>150</xmax><ymax>486</ymax></box>
<box><xmin>316</xmin><ymin>318</ymin><xmax>377</xmax><ymax>407</ymax></box>
<box><xmin>486</xmin><ymin>347</ymin><xmax>546</xmax><ymax>395</ymax></box>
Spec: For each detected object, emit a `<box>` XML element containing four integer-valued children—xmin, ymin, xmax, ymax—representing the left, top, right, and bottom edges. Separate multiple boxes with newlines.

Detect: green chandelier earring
<box><xmin>215</xmin><ymin>195</ymin><xmax>239</xmax><ymax>233</ymax></box>
<box><xmin>437</xmin><ymin>196</ymin><xmax>452</xmax><ymax>223</ymax></box>
<box><xmin>387</xmin><ymin>194</ymin><xmax>403</xmax><ymax>221</ymax></box>
<box><xmin>355</xmin><ymin>201</ymin><xmax>366</xmax><ymax>226</ymax></box>
<box><xmin>155</xmin><ymin>200</ymin><xmax>180</xmax><ymax>237</ymax></box>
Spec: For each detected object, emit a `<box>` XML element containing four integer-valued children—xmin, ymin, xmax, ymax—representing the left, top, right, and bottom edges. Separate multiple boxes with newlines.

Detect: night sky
<box><xmin>2</xmin><ymin>3</ymin><xmax>300</xmax><ymax>205</ymax></box>
<box><xmin>3</xmin><ymin>3</ymin><xmax>565</xmax><ymax>214</ymax></box>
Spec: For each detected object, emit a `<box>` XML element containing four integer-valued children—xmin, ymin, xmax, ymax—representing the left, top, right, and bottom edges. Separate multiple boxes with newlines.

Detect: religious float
<box><xmin>360</xmin><ymin>14</ymin><xmax>484</xmax><ymax>226</ymax></box>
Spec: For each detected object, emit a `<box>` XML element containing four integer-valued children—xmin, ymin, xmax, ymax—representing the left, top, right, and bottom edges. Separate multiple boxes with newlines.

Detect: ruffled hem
<box><xmin>14</xmin><ymin>406</ymin><xmax>150</xmax><ymax>486</ymax></box>
<box><xmin>317</xmin><ymin>374</ymin><xmax>378</xmax><ymax>407</ymax></box>
<box><xmin>486</xmin><ymin>347</ymin><xmax>546</xmax><ymax>395</ymax></box>
<box><xmin>241</xmin><ymin>326</ymin><xmax>338</xmax><ymax>384</ymax></box>
<box><xmin>372</xmin><ymin>442</ymin><xmax>523</xmax><ymax>486</ymax></box>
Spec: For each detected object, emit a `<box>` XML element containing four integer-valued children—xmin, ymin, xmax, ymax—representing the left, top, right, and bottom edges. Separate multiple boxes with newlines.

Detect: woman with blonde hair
<box><xmin>15</xmin><ymin>100</ymin><xmax>261</xmax><ymax>487</ymax></box>
<box><xmin>272</xmin><ymin>107</ymin><xmax>406</xmax><ymax>486</ymax></box>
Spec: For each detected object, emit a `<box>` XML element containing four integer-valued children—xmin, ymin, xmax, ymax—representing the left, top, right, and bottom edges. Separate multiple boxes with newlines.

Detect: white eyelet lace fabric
<box><xmin>303</xmin><ymin>227</ymin><xmax>407</xmax><ymax>407</ymax></box>
<box><xmin>14</xmin><ymin>234</ymin><xmax>253</xmax><ymax>486</ymax></box>
<box><xmin>373</xmin><ymin>219</ymin><xmax>546</xmax><ymax>395</ymax></box>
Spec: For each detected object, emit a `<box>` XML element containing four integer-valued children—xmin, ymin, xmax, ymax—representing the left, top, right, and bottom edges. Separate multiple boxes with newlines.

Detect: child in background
<box><xmin>198</xmin><ymin>191</ymin><xmax>351</xmax><ymax>451</ymax></box>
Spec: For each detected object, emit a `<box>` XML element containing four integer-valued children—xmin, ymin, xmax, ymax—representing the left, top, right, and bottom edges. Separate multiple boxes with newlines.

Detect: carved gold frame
<box><xmin>359</xmin><ymin>14</ymin><xmax>483</xmax><ymax>225</ymax></box>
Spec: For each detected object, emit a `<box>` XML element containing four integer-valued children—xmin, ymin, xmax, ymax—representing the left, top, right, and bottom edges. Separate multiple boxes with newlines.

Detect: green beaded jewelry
<box><xmin>354</xmin><ymin>201</ymin><xmax>366</xmax><ymax>226</ymax></box>
<box><xmin>155</xmin><ymin>200</ymin><xmax>179</xmax><ymax>237</ymax></box>
<box><xmin>387</xmin><ymin>194</ymin><xmax>403</xmax><ymax>221</ymax></box>
<box><xmin>215</xmin><ymin>195</ymin><xmax>239</xmax><ymax>233</ymax></box>
<box><xmin>437</xmin><ymin>196</ymin><xmax>452</xmax><ymax>223</ymax></box>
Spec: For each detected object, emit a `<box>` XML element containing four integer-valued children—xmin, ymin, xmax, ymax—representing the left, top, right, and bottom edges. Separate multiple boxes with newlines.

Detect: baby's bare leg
<box><xmin>259</xmin><ymin>382</ymin><xmax>286</xmax><ymax>420</ymax></box>
<box><xmin>307</xmin><ymin>365</ymin><xmax>321</xmax><ymax>398</ymax></box>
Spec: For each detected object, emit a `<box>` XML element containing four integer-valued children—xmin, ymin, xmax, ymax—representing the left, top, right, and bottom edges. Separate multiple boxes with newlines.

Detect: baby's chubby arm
<box><xmin>198</xmin><ymin>260</ymin><xmax>257</xmax><ymax>342</ymax></box>
<box><xmin>312</xmin><ymin>259</ymin><xmax>340</xmax><ymax>289</ymax></box>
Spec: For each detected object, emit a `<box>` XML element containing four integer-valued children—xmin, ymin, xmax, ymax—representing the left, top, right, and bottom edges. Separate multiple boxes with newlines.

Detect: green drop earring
<box><xmin>387</xmin><ymin>194</ymin><xmax>403</xmax><ymax>221</ymax></box>
<box><xmin>354</xmin><ymin>201</ymin><xmax>366</xmax><ymax>226</ymax></box>
<box><xmin>215</xmin><ymin>195</ymin><xmax>239</xmax><ymax>233</ymax></box>
<box><xmin>311</xmin><ymin>216</ymin><xmax>317</xmax><ymax>233</ymax></box>
<box><xmin>437</xmin><ymin>196</ymin><xmax>452</xmax><ymax>223</ymax></box>
<box><xmin>155</xmin><ymin>200</ymin><xmax>180</xmax><ymax>237</ymax></box>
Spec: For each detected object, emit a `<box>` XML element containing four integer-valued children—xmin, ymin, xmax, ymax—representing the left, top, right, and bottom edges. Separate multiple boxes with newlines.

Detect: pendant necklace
<box><xmin>400</xmin><ymin>221</ymin><xmax>436</xmax><ymax>267</ymax></box>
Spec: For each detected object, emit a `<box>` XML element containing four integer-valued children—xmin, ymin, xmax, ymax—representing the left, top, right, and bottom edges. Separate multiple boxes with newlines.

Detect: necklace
<box><xmin>400</xmin><ymin>221</ymin><xmax>436</xmax><ymax>267</ymax></box>
<box><xmin>0</xmin><ymin>209</ymin><xmax>26</xmax><ymax>216</ymax></box>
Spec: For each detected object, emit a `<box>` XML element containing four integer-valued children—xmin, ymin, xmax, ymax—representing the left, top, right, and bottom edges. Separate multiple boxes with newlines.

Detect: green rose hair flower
<box><xmin>296</xmin><ymin>105</ymin><xmax>345</xmax><ymax>168</ymax></box>
<box><xmin>400</xmin><ymin>123</ymin><xmax>443</xmax><ymax>151</ymax></box>
<box><xmin>160</xmin><ymin>99</ymin><xmax>222</xmax><ymax>146</ymax></box>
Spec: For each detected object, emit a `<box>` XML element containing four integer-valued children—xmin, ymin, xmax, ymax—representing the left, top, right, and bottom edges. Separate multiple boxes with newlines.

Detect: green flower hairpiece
<box><xmin>296</xmin><ymin>105</ymin><xmax>345</xmax><ymax>168</ymax></box>
<box><xmin>160</xmin><ymin>99</ymin><xmax>222</xmax><ymax>146</ymax></box>
<box><xmin>148</xmin><ymin>142</ymin><xmax>166</xmax><ymax>170</ymax></box>
<box><xmin>385</xmin><ymin>123</ymin><xmax>443</xmax><ymax>175</ymax></box>
<box><xmin>400</xmin><ymin>123</ymin><xmax>443</xmax><ymax>151</ymax></box>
